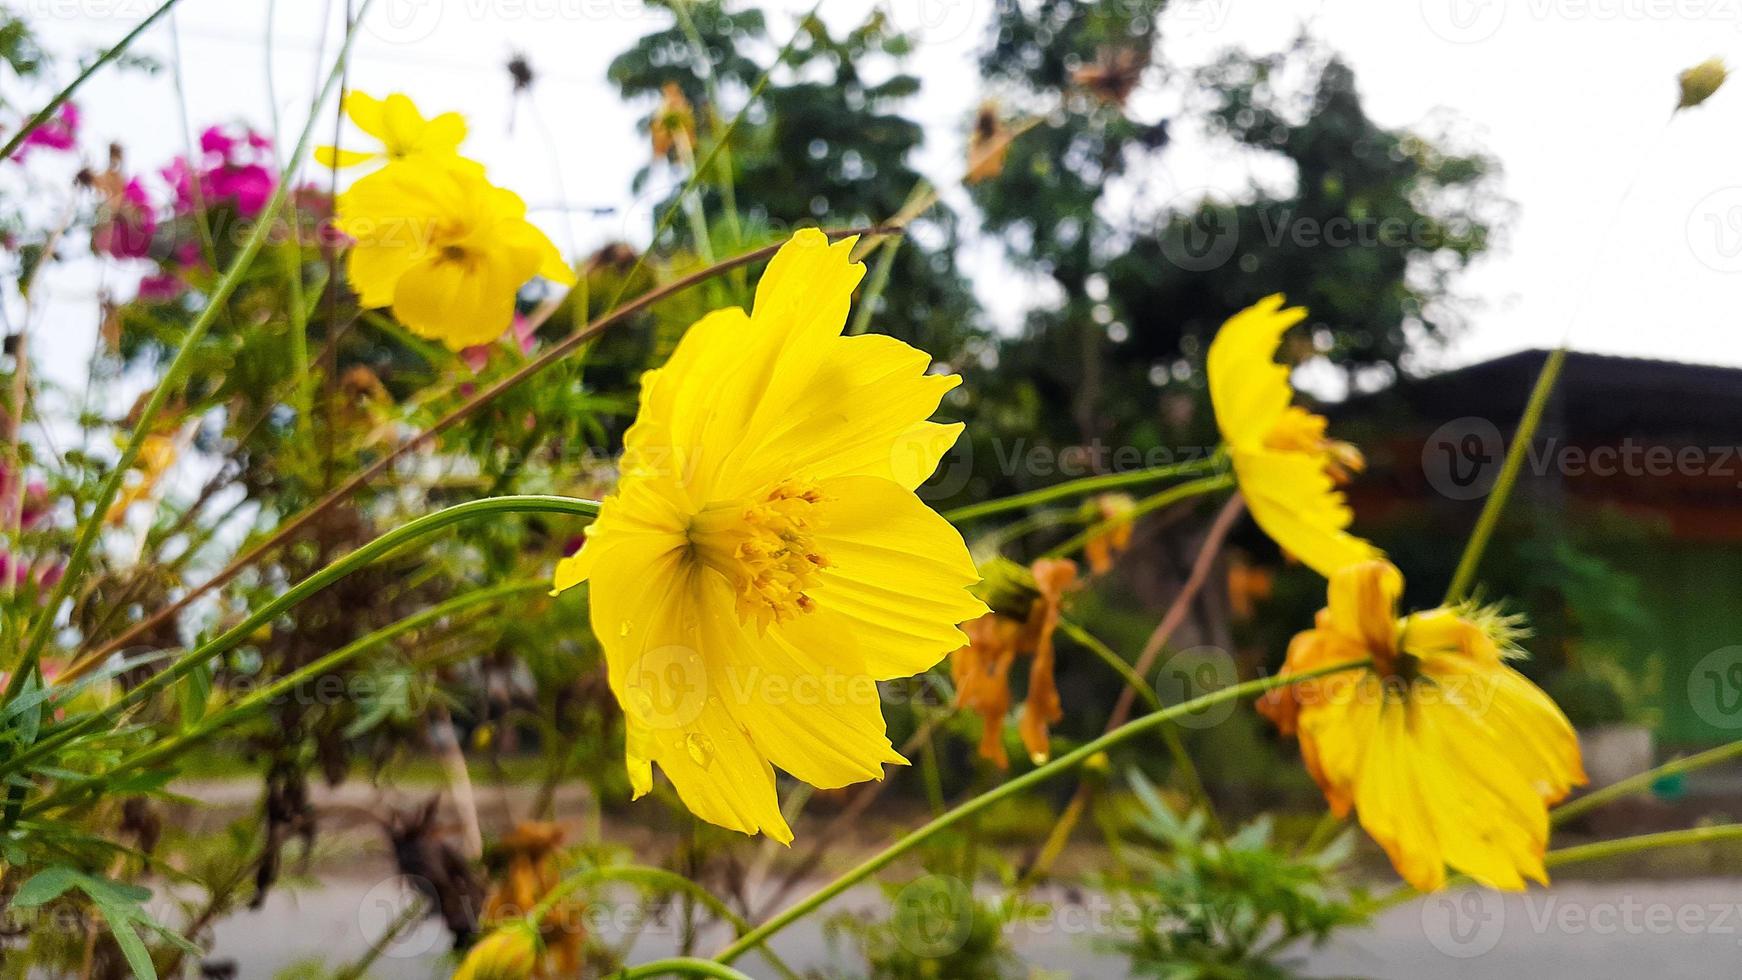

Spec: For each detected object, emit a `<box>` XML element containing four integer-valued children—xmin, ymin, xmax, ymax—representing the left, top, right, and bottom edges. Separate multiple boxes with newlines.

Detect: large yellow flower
<box><xmin>1207</xmin><ymin>294</ymin><xmax>1379</xmax><ymax>577</ymax></box>
<box><xmin>1259</xmin><ymin>560</ymin><xmax>1586</xmax><ymax>892</ymax></box>
<box><xmin>552</xmin><ymin>229</ymin><xmax>987</xmax><ymax>842</ymax></box>
<box><xmin>314</xmin><ymin>91</ymin><xmax>471</xmax><ymax>170</ymax></box>
<box><xmin>336</xmin><ymin>158</ymin><xmax>573</xmax><ymax>350</ymax></box>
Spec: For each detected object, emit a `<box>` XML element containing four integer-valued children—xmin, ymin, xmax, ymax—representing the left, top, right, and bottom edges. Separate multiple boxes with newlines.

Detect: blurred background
<box><xmin>4</xmin><ymin>1</ymin><xmax>1742</xmax><ymax>977</ymax></box>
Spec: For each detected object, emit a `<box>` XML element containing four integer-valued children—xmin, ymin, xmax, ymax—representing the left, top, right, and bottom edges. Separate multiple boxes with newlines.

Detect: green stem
<box><xmin>24</xmin><ymin>581</ymin><xmax>544</xmax><ymax>816</ymax></box>
<box><xmin>1443</xmin><ymin>348</ymin><xmax>1566</xmax><ymax>605</ymax></box>
<box><xmin>1056</xmin><ymin>617</ymin><xmax>1216</xmax><ymax>830</ymax></box>
<box><xmin>711</xmin><ymin>657</ymin><xmax>1370</xmax><ymax>966</ymax></box>
<box><xmin>1</xmin><ymin>495</ymin><xmax>596</xmax><ymax>779</ymax></box>
<box><xmin>0</xmin><ymin>0</ymin><xmax>186</xmax><ymax>162</ymax></box>
<box><xmin>1553</xmin><ymin>738</ymin><xmax>1742</xmax><ymax>826</ymax></box>
<box><xmin>8</xmin><ymin>0</ymin><xmax>378</xmax><ymax>696</ymax></box>
<box><xmin>943</xmin><ymin>456</ymin><xmax>1221</xmax><ymax>524</ymax></box>
<box><xmin>1546</xmin><ymin>823</ymin><xmax>1742</xmax><ymax>870</ymax></box>
<box><xmin>846</xmin><ymin>231</ymin><xmax>900</xmax><ymax>336</ymax></box>
<box><xmin>617</xmin><ymin>959</ymin><xmax>757</xmax><ymax>980</ymax></box>
<box><xmin>1045</xmin><ymin>473</ymin><xmax>1235</xmax><ymax>559</ymax></box>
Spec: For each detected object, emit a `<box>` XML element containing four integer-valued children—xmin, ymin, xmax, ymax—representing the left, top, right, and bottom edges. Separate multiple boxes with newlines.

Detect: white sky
<box><xmin>13</xmin><ymin>0</ymin><xmax>1742</xmax><ymax>392</ymax></box>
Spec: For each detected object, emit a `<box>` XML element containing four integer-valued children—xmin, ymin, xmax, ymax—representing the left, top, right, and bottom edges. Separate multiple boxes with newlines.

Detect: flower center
<box><xmin>689</xmin><ymin>479</ymin><xmax>830</xmax><ymax>631</ymax></box>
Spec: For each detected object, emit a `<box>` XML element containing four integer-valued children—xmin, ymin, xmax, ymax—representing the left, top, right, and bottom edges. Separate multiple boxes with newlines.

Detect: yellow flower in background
<box><xmin>451</xmin><ymin>923</ymin><xmax>538</xmax><ymax>980</ymax></box>
<box><xmin>1207</xmin><ymin>294</ymin><xmax>1379</xmax><ymax>578</ymax></box>
<box><xmin>337</xmin><ymin>158</ymin><xmax>574</xmax><ymax>350</ymax></box>
<box><xmin>1258</xmin><ymin>560</ymin><xmax>1586</xmax><ymax>892</ymax></box>
<box><xmin>315</xmin><ymin>91</ymin><xmax>473</xmax><ymax>170</ymax></box>
<box><xmin>551</xmin><ymin>229</ymin><xmax>987</xmax><ymax>842</ymax></box>
<box><xmin>1081</xmin><ymin>492</ymin><xmax>1136</xmax><ymax>574</ymax></box>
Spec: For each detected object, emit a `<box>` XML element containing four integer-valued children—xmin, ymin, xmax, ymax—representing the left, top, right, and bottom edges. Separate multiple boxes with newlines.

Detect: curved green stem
<box><xmin>711</xmin><ymin>657</ymin><xmax>1370</xmax><ymax>966</ymax></box>
<box><xmin>8</xmin><ymin>0</ymin><xmax>378</xmax><ymax>696</ymax></box>
<box><xmin>1056</xmin><ymin>617</ymin><xmax>1215</xmax><ymax>830</ymax></box>
<box><xmin>943</xmin><ymin>456</ymin><xmax>1223</xmax><ymax>525</ymax></box>
<box><xmin>24</xmin><ymin>580</ymin><xmax>545</xmax><ymax>816</ymax></box>
<box><xmin>1546</xmin><ymin>823</ymin><xmax>1742</xmax><ymax>869</ymax></box>
<box><xmin>1444</xmin><ymin>348</ymin><xmax>1566</xmax><ymax>605</ymax></box>
<box><xmin>1045</xmin><ymin>473</ymin><xmax>1235</xmax><ymax>559</ymax></box>
<box><xmin>617</xmin><ymin>959</ymin><xmax>757</xmax><ymax>980</ymax></box>
<box><xmin>0</xmin><ymin>0</ymin><xmax>186</xmax><ymax>161</ymax></box>
<box><xmin>2</xmin><ymin>495</ymin><xmax>596</xmax><ymax>779</ymax></box>
<box><xmin>1553</xmin><ymin>737</ymin><xmax>1742</xmax><ymax>826</ymax></box>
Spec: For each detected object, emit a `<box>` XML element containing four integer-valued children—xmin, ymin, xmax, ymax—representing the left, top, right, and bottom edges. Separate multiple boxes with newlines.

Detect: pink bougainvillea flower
<box><xmin>15</xmin><ymin>102</ymin><xmax>80</xmax><ymax>159</ymax></box>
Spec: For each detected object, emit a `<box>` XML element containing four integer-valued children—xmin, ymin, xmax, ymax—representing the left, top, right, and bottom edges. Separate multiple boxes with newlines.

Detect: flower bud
<box><xmin>1678</xmin><ymin>57</ymin><xmax>1727</xmax><ymax>111</ymax></box>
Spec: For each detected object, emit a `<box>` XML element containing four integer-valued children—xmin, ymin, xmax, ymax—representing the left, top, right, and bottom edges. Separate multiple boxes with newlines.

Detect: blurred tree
<box><xmin>967</xmin><ymin>0</ymin><xmax>1501</xmax><ymax>473</ymax></box>
<box><xmin>606</xmin><ymin>1</ymin><xmax>981</xmax><ymax>360</ymax></box>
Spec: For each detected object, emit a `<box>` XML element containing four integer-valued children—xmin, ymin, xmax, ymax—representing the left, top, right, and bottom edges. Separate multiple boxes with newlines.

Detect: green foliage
<box><xmin>1105</xmin><ymin>772</ymin><xmax>1370</xmax><ymax>979</ymax></box>
<box><xmin>608</xmin><ymin>1</ymin><xmax>981</xmax><ymax>358</ymax></box>
<box><xmin>9</xmin><ymin>867</ymin><xmax>200</xmax><ymax>980</ymax></box>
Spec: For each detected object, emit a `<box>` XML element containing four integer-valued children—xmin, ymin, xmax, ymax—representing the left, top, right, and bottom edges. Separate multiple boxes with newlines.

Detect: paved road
<box><xmin>207</xmin><ymin>876</ymin><xmax>1742</xmax><ymax>979</ymax></box>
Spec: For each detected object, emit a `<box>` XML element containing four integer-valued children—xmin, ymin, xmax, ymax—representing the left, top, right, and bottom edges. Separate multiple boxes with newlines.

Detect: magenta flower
<box><xmin>93</xmin><ymin>178</ymin><xmax>157</xmax><ymax>259</ymax></box>
<box><xmin>14</xmin><ymin>103</ymin><xmax>79</xmax><ymax>160</ymax></box>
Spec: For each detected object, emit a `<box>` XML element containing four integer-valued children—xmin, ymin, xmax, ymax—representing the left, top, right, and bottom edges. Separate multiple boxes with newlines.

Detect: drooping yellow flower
<box><xmin>452</xmin><ymin>923</ymin><xmax>538</xmax><ymax>980</ymax></box>
<box><xmin>315</xmin><ymin>91</ymin><xmax>471</xmax><ymax>170</ymax></box>
<box><xmin>336</xmin><ymin>159</ymin><xmax>574</xmax><ymax>350</ymax></box>
<box><xmin>1207</xmin><ymin>294</ymin><xmax>1379</xmax><ymax>577</ymax></box>
<box><xmin>1258</xmin><ymin>560</ymin><xmax>1586</xmax><ymax>892</ymax></box>
<box><xmin>551</xmin><ymin>229</ymin><xmax>987</xmax><ymax>842</ymax></box>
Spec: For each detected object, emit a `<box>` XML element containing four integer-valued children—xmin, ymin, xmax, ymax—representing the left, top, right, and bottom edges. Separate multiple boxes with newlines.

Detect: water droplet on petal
<box><xmin>684</xmin><ymin>732</ymin><xmax>715</xmax><ymax>769</ymax></box>
<box><xmin>629</xmin><ymin>689</ymin><xmax>655</xmax><ymax>720</ymax></box>
<box><xmin>619</xmin><ymin>621</ymin><xmax>633</xmax><ymax>637</ymax></box>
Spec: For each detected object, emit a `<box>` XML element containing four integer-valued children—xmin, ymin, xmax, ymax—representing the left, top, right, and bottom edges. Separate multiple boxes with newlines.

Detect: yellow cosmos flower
<box><xmin>1207</xmin><ymin>294</ymin><xmax>1380</xmax><ymax>577</ymax></box>
<box><xmin>551</xmin><ymin>229</ymin><xmax>987</xmax><ymax>842</ymax></box>
<box><xmin>336</xmin><ymin>159</ymin><xmax>574</xmax><ymax>350</ymax></box>
<box><xmin>1258</xmin><ymin>560</ymin><xmax>1586</xmax><ymax>892</ymax></box>
<box><xmin>315</xmin><ymin>91</ymin><xmax>472</xmax><ymax>170</ymax></box>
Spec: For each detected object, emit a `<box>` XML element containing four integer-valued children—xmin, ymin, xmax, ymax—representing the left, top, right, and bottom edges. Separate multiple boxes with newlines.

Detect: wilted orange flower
<box><xmin>650</xmin><ymin>82</ymin><xmax>696</xmax><ymax>161</ymax></box>
<box><xmin>966</xmin><ymin>101</ymin><xmax>1010</xmax><ymax>184</ymax></box>
<box><xmin>481</xmin><ymin>821</ymin><xmax>581</xmax><ymax>975</ymax></box>
<box><xmin>1082</xmin><ymin>492</ymin><xmax>1137</xmax><ymax>574</ymax></box>
<box><xmin>952</xmin><ymin>558</ymin><xmax>1078</xmax><ymax>767</ymax></box>
<box><xmin>1072</xmin><ymin>45</ymin><xmax>1148</xmax><ymax>106</ymax></box>
<box><xmin>1226</xmin><ymin>556</ymin><xmax>1274</xmax><ymax>621</ymax></box>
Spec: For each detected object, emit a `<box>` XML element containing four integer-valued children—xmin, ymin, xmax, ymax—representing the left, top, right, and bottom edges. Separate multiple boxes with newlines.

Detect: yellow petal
<box><xmin>701</xmin><ymin>578</ymin><xmax>907</xmax><ymax>789</ymax></box>
<box><xmin>1234</xmin><ymin>447</ymin><xmax>1381</xmax><ymax>579</ymax></box>
<box><xmin>588</xmin><ymin>548</ymin><xmax>792</xmax><ymax>842</ymax></box>
<box><xmin>390</xmin><ymin>256</ymin><xmax>518</xmax><ymax>350</ymax></box>
<box><xmin>313</xmin><ymin>145</ymin><xmax>377</xmax><ymax>169</ymax></box>
<box><xmin>1325</xmin><ymin>560</ymin><xmax>1403</xmax><ymax>653</ymax></box>
<box><xmin>1207</xmin><ymin>294</ymin><xmax>1306</xmax><ymax>449</ymax></box>
<box><xmin>551</xmin><ymin>550</ymin><xmax>592</xmax><ymax>595</ymax></box>
<box><xmin>811</xmin><ymin>475</ymin><xmax>987</xmax><ymax>678</ymax></box>
<box><xmin>731</xmin><ymin>333</ymin><xmax>963</xmax><ymax>492</ymax></box>
<box><xmin>342</xmin><ymin>91</ymin><xmax>387</xmax><ymax>139</ymax></box>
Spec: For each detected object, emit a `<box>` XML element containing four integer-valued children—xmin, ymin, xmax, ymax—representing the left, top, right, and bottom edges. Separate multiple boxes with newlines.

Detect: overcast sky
<box><xmin>14</xmin><ymin>0</ymin><xmax>1742</xmax><ymax>393</ymax></box>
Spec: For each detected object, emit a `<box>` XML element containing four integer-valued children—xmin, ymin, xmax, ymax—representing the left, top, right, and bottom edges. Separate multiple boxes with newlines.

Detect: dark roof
<box><xmin>1342</xmin><ymin>349</ymin><xmax>1742</xmax><ymax>440</ymax></box>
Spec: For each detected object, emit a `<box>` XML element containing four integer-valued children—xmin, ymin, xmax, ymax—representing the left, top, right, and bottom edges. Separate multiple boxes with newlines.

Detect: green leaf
<box><xmin>11</xmin><ymin>866</ymin><xmax>81</xmax><ymax>906</ymax></box>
